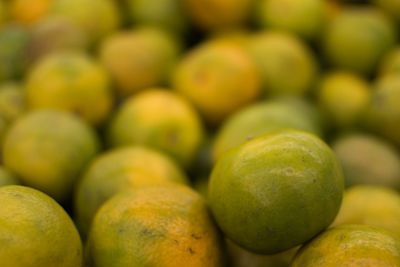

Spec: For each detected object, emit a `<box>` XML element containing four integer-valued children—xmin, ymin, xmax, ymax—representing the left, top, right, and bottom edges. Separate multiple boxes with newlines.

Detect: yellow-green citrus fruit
<box><xmin>87</xmin><ymin>185</ymin><xmax>225</xmax><ymax>267</ymax></box>
<box><xmin>332</xmin><ymin>133</ymin><xmax>400</xmax><ymax>189</ymax></box>
<box><xmin>379</xmin><ymin>46</ymin><xmax>400</xmax><ymax>75</ymax></box>
<box><xmin>332</xmin><ymin>185</ymin><xmax>400</xmax><ymax>236</ymax></box>
<box><xmin>209</xmin><ymin>130</ymin><xmax>344</xmax><ymax>254</ymax></box>
<box><xmin>3</xmin><ymin>110</ymin><xmax>99</xmax><ymax>202</ymax></box>
<box><xmin>316</xmin><ymin>71</ymin><xmax>371</xmax><ymax>128</ymax></box>
<box><xmin>0</xmin><ymin>167</ymin><xmax>19</xmax><ymax>187</ymax></box>
<box><xmin>291</xmin><ymin>224</ymin><xmax>400</xmax><ymax>267</ymax></box>
<box><xmin>256</xmin><ymin>0</ymin><xmax>327</xmax><ymax>40</ymax></box>
<box><xmin>227</xmin><ymin>239</ymin><xmax>298</xmax><ymax>267</ymax></box>
<box><xmin>323</xmin><ymin>7</ymin><xmax>397</xmax><ymax>74</ymax></box>
<box><xmin>9</xmin><ymin>0</ymin><xmax>53</xmax><ymax>26</ymax></box>
<box><xmin>49</xmin><ymin>0</ymin><xmax>120</xmax><ymax>43</ymax></box>
<box><xmin>74</xmin><ymin>146</ymin><xmax>188</xmax><ymax>237</ymax></box>
<box><xmin>25</xmin><ymin>52</ymin><xmax>114</xmax><ymax>126</ymax></box>
<box><xmin>126</xmin><ymin>0</ymin><xmax>188</xmax><ymax>34</ymax></box>
<box><xmin>173</xmin><ymin>41</ymin><xmax>261</xmax><ymax>124</ymax></box>
<box><xmin>212</xmin><ymin>99</ymin><xmax>322</xmax><ymax>161</ymax></box>
<box><xmin>183</xmin><ymin>0</ymin><xmax>254</xmax><ymax>32</ymax></box>
<box><xmin>0</xmin><ymin>82</ymin><xmax>25</xmax><ymax>123</ymax></box>
<box><xmin>0</xmin><ymin>185</ymin><xmax>83</xmax><ymax>267</ymax></box>
<box><xmin>365</xmin><ymin>74</ymin><xmax>400</xmax><ymax>145</ymax></box>
<box><xmin>26</xmin><ymin>16</ymin><xmax>88</xmax><ymax>65</ymax></box>
<box><xmin>100</xmin><ymin>27</ymin><xmax>180</xmax><ymax>97</ymax></box>
<box><xmin>247</xmin><ymin>31</ymin><xmax>317</xmax><ymax>96</ymax></box>
<box><xmin>0</xmin><ymin>25</ymin><xmax>30</xmax><ymax>82</ymax></box>
<box><xmin>107</xmin><ymin>89</ymin><xmax>204</xmax><ymax>168</ymax></box>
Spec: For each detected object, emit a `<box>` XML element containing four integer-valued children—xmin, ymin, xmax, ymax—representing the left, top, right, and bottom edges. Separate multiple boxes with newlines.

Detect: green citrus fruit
<box><xmin>173</xmin><ymin>41</ymin><xmax>261</xmax><ymax>124</ymax></box>
<box><xmin>291</xmin><ymin>224</ymin><xmax>400</xmax><ymax>267</ymax></box>
<box><xmin>332</xmin><ymin>133</ymin><xmax>400</xmax><ymax>189</ymax></box>
<box><xmin>372</xmin><ymin>0</ymin><xmax>400</xmax><ymax>23</ymax></box>
<box><xmin>74</xmin><ymin>146</ymin><xmax>188</xmax><ymax>237</ymax></box>
<box><xmin>3</xmin><ymin>110</ymin><xmax>99</xmax><ymax>202</ymax></box>
<box><xmin>247</xmin><ymin>31</ymin><xmax>317</xmax><ymax>96</ymax></box>
<box><xmin>107</xmin><ymin>89</ymin><xmax>204</xmax><ymax>168</ymax></box>
<box><xmin>25</xmin><ymin>51</ymin><xmax>114</xmax><ymax>126</ymax></box>
<box><xmin>332</xmin><ymin>185</ymin><xmax>400</xmax><ymax>236</ymax></box>
<box><xmin>87</xmin><ymin>185</ymin><xmax>225</xmax><ymax>267</ymax></box>
<box><xmin>100</xmin><ymin>27</ymin><xmax>180</xmax><ymax>97</ymax></box>
<box><xmin>0</xmin><ymin>185</ymin><xmax>83</xmax><ymax>267</ymax></box>
<box><xmin>209</xmin><ymin>130</ymin><xmax>344</xmax><ymax>254</ymax></box>
<box><xmin>323</xmin><ymin>7</ymin><xmax>396</xmax><ymax>74</ymax></box>
<box><xmin>212</xmin><ymin>98</ymin><xmax>322</xmax><ymax>161</ymax></box>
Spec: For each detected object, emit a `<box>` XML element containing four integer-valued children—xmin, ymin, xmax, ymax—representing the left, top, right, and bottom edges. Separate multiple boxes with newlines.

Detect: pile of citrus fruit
<box><xmin>1</xmin><ymin>0</ymin><xmax>400</xmax><ymax>266</ymax></box>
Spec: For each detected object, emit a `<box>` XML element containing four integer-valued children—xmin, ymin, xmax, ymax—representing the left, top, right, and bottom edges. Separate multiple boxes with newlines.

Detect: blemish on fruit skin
<box><xmin>191</xmin><ymin>233</ymin><xmax>202</xmax><ymax>240</ymax></box>
<box><xmin>188</xmin><ymin>247</ymin><xmax>195</xmax><ymax>255</ymax></box>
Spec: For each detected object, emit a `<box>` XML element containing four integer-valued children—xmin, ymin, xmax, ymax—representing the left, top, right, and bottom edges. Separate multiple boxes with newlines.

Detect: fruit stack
<box><xmin>0</xmin><ymin>0</ymin><xmax>400</xmax><ymax>266</ymax></box>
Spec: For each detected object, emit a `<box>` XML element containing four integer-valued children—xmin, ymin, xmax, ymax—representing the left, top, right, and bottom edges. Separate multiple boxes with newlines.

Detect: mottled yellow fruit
<box><xmin>291</xmin><ymin>224</ymin><xmax>400</xmax><ymax>267</ymax></box>
<box><xmin>74</xmin><ymin>146</ymin><xmax>188</xmax><ymax>237</ymax></box>
<box><xmin>183</xmin><ymin>0</ymin><xmax>254</xmax><ymax>32</ymax></box>
<box><xmin>49</xmin><ymin>0</ymin><xmax>120</xmax><ymax>43</ymax></box>
<box><xmin>332</xmin><ymin>133</ymin><xmax>400</xmax><ymax>189</ymax></box>
<box><xmin>3</xmin><ymin>110</ymin><xmax>99</xmax><ymax>202</ymax></box>
<box><xmin>0</xmin><ymin>185</ymin><xmax>83</xmax><ymax>267</ymax></box>
<box><xmin>107</xmin><ymin>89</ymin><xmax>204</xmax><ymax>168</ymax></box>
<box><xmin>247</xmin><ymin>31</ymin><xmax>317</xmax><ymax>96</ymax></box>
<box><xmin>100</xmin><ymin>28</ymin><xmax>180</xmax><ymax>97</ymax></box>
<box><xmin>173</xmin><ymin>41</ymin><xmax>261</xmax><ymax>124</ymax></box>
<box><xmin>87</xmin><ymin>185</ymin><xmax>225</xmax><ymax>267</ymax></box>
<box><xmin>256</xmin><ymin>0</ymin><xmax>327</xmax><ymax>40</ymax></box>
<box><xmin>317</xmin><ymin>71</ymin><xmax>371</xmax><ymax>128</ymax></box>
<box><xmin>333</xmin><ymin>186</ymin><xmax>400</xmax><ymax>236</ymax></box>
<box><xmin>209</xmin><ymin>130</ymin><xmax>344</xmax><ymax>254</ymax></box>
<box><xmin>9</xmin><ymin>0</ymin><xmax>52</xmax><ymax>25</ymax></box>
<box><xmin>26</xmin><ymin>52</ymin><xmax>114</xmax><ymax>126</ymax></box>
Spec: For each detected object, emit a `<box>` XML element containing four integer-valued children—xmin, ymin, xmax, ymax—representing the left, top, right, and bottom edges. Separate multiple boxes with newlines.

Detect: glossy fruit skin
<box><xmin>291</xmin><ymin>224</ymin><xmax>400</xmax><ymax>267</ymax></box>
<box><xmin>209</xmin><ymin>130</ymin><xmax>344</xmax><ymax>254</ymax></box>
<box><xmin>0</xmin><ymin>185</ymin><xmax>83</xmax><ymax>267</ymax></box>
<box><xmin>87</xmin><ymin>185</ymin><xmax>225</xmax><ymax>267</ymax></box>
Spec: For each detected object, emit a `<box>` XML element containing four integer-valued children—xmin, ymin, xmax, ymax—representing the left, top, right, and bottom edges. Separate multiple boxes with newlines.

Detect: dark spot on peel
<box><xmin>188</xmin><ymin>247</ymin><xmax>195</xmax><ymax>255</ymax></box>
<box><xmin>191</xmin><ymin>233</ymin><xmax>201</xmax><ymax>240</ymax></box>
